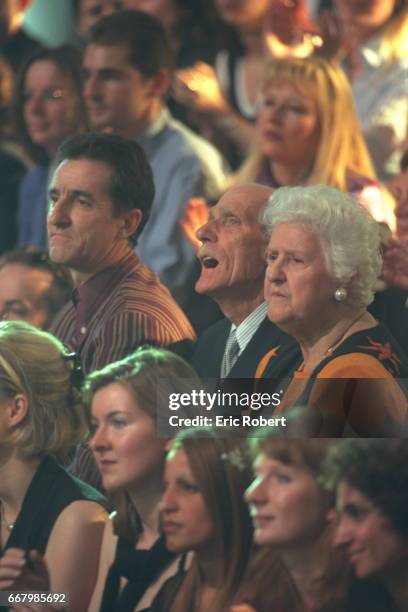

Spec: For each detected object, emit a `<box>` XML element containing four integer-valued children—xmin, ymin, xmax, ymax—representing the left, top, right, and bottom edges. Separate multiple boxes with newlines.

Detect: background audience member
<box><xmin>124</xmin><ymin>0</ymin><xmax>217</xmax><ymax>69</ymax></box>
<box><xmin>173</xmin><ymin>0</ymin><xmax>317</xmax><ymax>168</ymax></box>
<box><xmin>388</xmin><ymin>146</ymin><xmax>408</xmax><ymax>240</ymax></box>
<box><xmin>0</xmin><ymin>0</ymin><xmax>40</xmax><ymax>72</ymax></box>
<box><xmin>234</xmin><ymin>56</ymin><xmax>395</xmax><ymax>230</ymax></box>
<box><xmin>72</xmin><ymin>0</ymin><xmax>125</xmax><ymax>40</ymax></box>
<box><xmin>368</xmin><ymin>149</ymin><xmax>408</xmax><ymax>345</ymax></box>
<box><xmin>83</xmin><ymin>10</ymin><xmax>227</xmax><ymax>310</ymax></box>
<box><xmin>0</xmin><ymin>57</ymin><xmax>26</xmax><ymax>253</ymax></box>
<box><xmin>0</xmin><ymin>321</ymin><xmax>107</xmax><ymax>611</ymax></box>
<box><xmin>152</xmin><ymin>427</ymin><xmax>253</xmax><ymax>612</ymax></box>
<box><xmin>13</xmin><ymin>45</ymin><xmax>88</xmax><ymax>250</ymax></box>
<box><xmin>323</xmin><ymin>439</ymin><xmax>408</xmax><ymax>612</ymax></box>
<box><xmin>318</xmin><ymin>0</ymin><xmax>408</xmax><ymax>180</ymax></box>
<box><xmin>124</xmin><ymin>0</ymin><xmax>220</xmax><ymax>128</ymax></box>
<box><xmin>86</xmin><ymin>347</ymin><xmax>202</xmax><ymax>612</ymax></box>
<box><xmin>0</xmin><ymin>249</ymin><xmax>72</xmax><ymax>330</ymax></box>
<box><xmin>245</xmin><ymin>435</ymin><xmax>347</xmax><ymax>612</ymax></box>
<box><xmin>262</xmin><ymin>185</ymin><xmax>408</xmax><ymax>435</ymax></box>
<box><xmin>172</xmin><ymin>0</ymin><xmax>269</xmax><ymax>167</ymax></box>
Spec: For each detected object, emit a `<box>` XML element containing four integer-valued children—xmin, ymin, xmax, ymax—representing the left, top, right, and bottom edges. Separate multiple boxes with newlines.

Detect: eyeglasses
<box><xmin>23</xmin><ymin>88</ymin><xmax>66</xmax><ymax>104</ymax></box>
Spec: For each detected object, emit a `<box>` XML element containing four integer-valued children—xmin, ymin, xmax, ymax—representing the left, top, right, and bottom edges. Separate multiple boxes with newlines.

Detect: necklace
<box><xmin>298</xmin><ymin>311</ymin><xmax>366</xmax><ymax>372</ymax></box>
<box><xmin>0</xmin><ymin>502</ymin><xmax>15</xmax><ymax>532</ymax></box>
<box><xmin>325</xmin><ymin>311</ymin><xmax>366</xmax><ymax>356</ymax></box>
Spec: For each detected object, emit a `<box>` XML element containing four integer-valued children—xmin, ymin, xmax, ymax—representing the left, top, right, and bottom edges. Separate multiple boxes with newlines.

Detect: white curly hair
<box><xmin>262</xmin><ymin>185</ymin><xmax>382</xmax><ymax>308</ymax></box>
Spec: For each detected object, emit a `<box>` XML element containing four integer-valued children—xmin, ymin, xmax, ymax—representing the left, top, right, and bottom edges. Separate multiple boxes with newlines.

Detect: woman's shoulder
<box><xmin>6</xmin><ymin>457</ymin><xmax>106</xmax><ymax>555</ymax></box>
<box><xmin>25</xmin><ymin>455</ymin><xmax>107</xmax><ymax>530</ymax></box>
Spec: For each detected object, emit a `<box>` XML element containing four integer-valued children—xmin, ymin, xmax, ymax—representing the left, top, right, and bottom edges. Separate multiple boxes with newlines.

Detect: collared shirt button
<box><xmin>80</xmin><ymin>326</ymin><xmax>87</xmax><ymax>334</ymax></box>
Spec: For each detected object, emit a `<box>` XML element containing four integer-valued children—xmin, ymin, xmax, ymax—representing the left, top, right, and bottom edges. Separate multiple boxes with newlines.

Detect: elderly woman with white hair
<box><xmin>262</xmin><ymin>184</ymin><xmax>408</xmax><ymax>436</ymax></box>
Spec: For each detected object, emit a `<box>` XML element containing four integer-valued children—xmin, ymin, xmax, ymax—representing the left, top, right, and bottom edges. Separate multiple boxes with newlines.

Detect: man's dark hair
<box><xmin>88</xmin><ymin>9</ymin><xmax>174</xmax><ymax>76</ymax></box>
<box><xmin>0</xmin><ymin>249</ymin><xmax>72</xmax><ymax>329</ymax></box>
<box><xmin>56</xmin><ymin>132</ymin><xmax>155</xmax><ymax>243</ymax></box>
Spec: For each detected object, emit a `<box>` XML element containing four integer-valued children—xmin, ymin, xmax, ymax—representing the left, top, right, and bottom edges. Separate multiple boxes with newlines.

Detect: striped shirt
<box><xmin>228</xmin><ymin>302</ymin><xmax>268</xmax><ymax>360</ymax></box>
<box><xmin>50</xmin><ymin>251</ymin><xmax>196</xmax><ymax>374</ymax></box>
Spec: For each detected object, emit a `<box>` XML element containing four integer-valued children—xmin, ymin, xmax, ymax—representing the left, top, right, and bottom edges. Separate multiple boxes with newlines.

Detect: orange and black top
<box><xmin>261</xmin><ymin>323</ymin><xmax>408</xmax><ymax>436</ymax></box>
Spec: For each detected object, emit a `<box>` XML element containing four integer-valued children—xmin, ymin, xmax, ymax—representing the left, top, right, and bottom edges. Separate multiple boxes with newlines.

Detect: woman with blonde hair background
<box><xmin>319</xmin><ymin>0</ymin><xmax>408</xmax><ymax>180</ymax></box>
<box><xmin>234</xmin><ymin>56</ymin><xmax>395</xmax><ymax>228</ymax></box>
<box><xmin>0</xmin><ymin>321</ymin><xmax>106</xmax><ymax>611</ymax></box>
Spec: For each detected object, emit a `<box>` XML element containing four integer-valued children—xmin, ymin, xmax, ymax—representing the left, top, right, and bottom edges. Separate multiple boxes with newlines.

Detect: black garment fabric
<box><xmin>190</xmin><ymin>316</ymin><xmax>301</xmax><ymax>380</ymax></box>
<box><xmin>149</xmin><ymin>571</ymin><xmax>187</xmax><ymax>612</ymax></box>
<box><xmin>369</xmin><ymin>287</ymin><xmax>408</xmax><ymax>351</ymax></box>
<box><xmin>295</xmin><ymin>322</ymin><xmax>408</xmax><ymax>382</ymax></box>
<box><xmin>100</xmin><ymin>535</ymin><xmax>178</xmax><ymax>612</ymax></box>
<box><xmin>346</xmin><ymin>579</ymin><xmax>400</xmax><ymax>612</ymax></box>
<box><xmin>3</xmin><ymin>454</ymin><xmax>106</xmax><ymax>555</ymax></box>
<box><xmin>0</xmin><ymin>148</ymin><xmax>25</xmax><ymax>253</ymax></box>
<box><xmin>1</xmin><ymin>28</ymin><xmax>42</xmax><ymax>73</ymax></box>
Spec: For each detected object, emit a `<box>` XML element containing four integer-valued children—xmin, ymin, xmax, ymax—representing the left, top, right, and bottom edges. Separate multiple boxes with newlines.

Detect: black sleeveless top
<box><xmin>3</xmin><ymin>454</ymin><xmax>106</xmax><ymax>554</ymax></box>
<box><xmin>100</xmin><ymin>535</ymin><xmax>179</xmax><ymax>612</ymax></box>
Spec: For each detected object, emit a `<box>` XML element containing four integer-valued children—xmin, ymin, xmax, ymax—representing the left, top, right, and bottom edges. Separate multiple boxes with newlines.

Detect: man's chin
<box><xmin>194</xmin><ymin>279</ymin><xmax>215</xmax><ymax>295</ymax></box>
<box><xmin>89</xmin><ymin>115</ymin><xmax>114</xmax><ymax>133</ymax></box>
<box><xmin>48</xmin><ymin>248</ymin><xmax>69</xmax><ymax>266</ymax></box>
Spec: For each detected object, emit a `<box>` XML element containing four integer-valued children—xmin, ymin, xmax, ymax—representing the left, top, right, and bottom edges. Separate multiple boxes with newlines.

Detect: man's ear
<box><xmin>7</xmin><ymin>394</ymin><xmax>28</xmax><ymax>428</ymax></box>
<box><xmin>147</xmin><ymin>69</ymin><xmax>173</xmax><ymax>99</ymax></box>
<box><xmin>120</xmin><ymin>208</ymin><xmax>143</xmax><ymax>240</ymax></box>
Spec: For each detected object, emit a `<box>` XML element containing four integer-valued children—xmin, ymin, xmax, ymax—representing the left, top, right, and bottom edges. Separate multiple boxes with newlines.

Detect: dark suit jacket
<box><xmin>190</xmin><ymin>316</ymin><xmax>301</xmax><ymax>380</ymax></box>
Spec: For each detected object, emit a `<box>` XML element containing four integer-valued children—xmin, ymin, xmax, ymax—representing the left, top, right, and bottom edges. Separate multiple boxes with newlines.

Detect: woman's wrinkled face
<box><xmin>90</xmin><ymin>382</ymin><xmax>166</xmax><ymax>491</ymax></box>
<box><xmin>258</xmin><ymin>82</ymin><xmax>320</xmax><ymax>174</ymax></box>
<box><xmin>23</xmin><ymin>60</ymin><xmax>79</xmax><ymax>155</ymax></box>
<box><xmin>334</xmin><ymin>482</ymin><xmax>407</xmax><ymax>579</ymax></box>
<box><xmin>246</xmin><ymin>453</ymin><xmax>329</xmax><ymax>546</ymax></box>
<box><xmin>159</xmin><ymin>449</ymin><xmax>215</xmax><ymax>554</ymax></box>
<box><xmin>264</xmin><ymin>223</ymin><xmax>337</xmax><ymax>334</ymax></box>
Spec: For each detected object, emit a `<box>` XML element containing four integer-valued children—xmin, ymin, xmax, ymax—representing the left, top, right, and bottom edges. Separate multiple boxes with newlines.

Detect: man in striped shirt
<box><xmin>48</xmin><ymin>133</ymin><xmax>195</xmax><ymax>488</ymax></box>
<box><xmin>48</xmin><ymin>132</ymin><xmax>195</xmax><ymax>375</ymax></box>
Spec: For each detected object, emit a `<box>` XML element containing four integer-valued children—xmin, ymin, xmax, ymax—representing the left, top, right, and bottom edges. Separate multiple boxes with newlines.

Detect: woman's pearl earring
<box><xmin>334</xmin><ymin>287</ymin><xmax>347</xmax><ymax>302</ymax></box>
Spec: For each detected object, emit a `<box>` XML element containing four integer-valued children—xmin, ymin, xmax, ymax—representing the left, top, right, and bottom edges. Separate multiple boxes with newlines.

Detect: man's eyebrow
<box><xmin>4</xmin><ymin>299</ymin><xmax>26</xmax><ymax>308</ymax></box>
<box><xmin>70</xmin><ymin>189</ymin><xmax>95</xmax><ymax>200</ymax></box>
<box><xmin>98</xmin><ymin>67</ymin><xmax>125</xmax><ymax>77</ymax></box>
<box><xmin>48</xmin><ymin>188</ymin><xmax>95</xmax><ymax>201</ymax></box>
